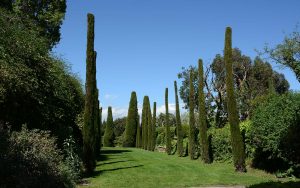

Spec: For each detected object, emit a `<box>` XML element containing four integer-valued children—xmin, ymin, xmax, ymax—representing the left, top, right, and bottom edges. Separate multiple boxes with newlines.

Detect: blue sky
<box><xmin>54</xmin><ymin>0</ymin><xmax>300</xmax><ymax>118</ymax></box>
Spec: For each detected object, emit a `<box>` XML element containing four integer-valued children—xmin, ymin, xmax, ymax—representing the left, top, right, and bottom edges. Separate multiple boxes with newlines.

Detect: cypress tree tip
<box><xmin>226</xmin><ymin>26</ymin><xmax>232</xmax><ymax>32</ymax></box>
<box><xmin>87</xmin><ymin>13</ymin><xmax>95</xmax><ymax>20</ymax></box>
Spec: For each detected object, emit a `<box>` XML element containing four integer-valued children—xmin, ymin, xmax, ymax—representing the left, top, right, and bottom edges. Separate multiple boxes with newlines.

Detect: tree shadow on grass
<box><xmin>248</xmin><ymin>181</ymin><xmax>300</xmax><ymax>188</ymax></box>
<box><xmin>90</xmin><ymin>164</ymin><xmax>144</xmax><ymax>177</ymax></box>
<box><xmin>96</xmin><ymin>149</ymin><xmax>132</xmax><ymax>161</ymax></box>
<box><xmin>97</xmin><ymin>159</ymin><xmax>134</xmax><ymax>166</ymax></box>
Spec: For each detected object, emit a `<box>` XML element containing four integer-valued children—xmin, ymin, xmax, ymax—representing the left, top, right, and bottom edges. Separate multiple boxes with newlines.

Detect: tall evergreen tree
<box><xmin>136</xmin><ymin>115</ymin><xmax>141</xmax><ymax>148</ymax></box>
<box><xmin>165</xmin><ymin>88</ymin><xmax>172</xmax><ymax>155</ymax></box>
<box><xmin>83</xmin><ymin>13</ymin><xmax>97</xmax><ymax>173</ymax></box>
<box><xmin>224</xmin><ymin>27</ymin><xmax>246</xmax><ymax>172</ymax></box>
<box><xmin>99</xmin><ymin>107</ymin><xmax>102</xmax><ymax>149</ymax></box>
<box><xmin>103</xmin><ymin>106</ymin><xmax>115</xmax><ymax>147</ymax></box>
<box><xmin>142</xmin><ymin>96</ymin><xmax>149</xmax><ymax>149</ymax></box>
<box><xmin>174</xmin><ymin>81</ymin><xmax>184</xmax><ymax>157</ymax></box>
<box><xmin>123</xmin><ymin>91</ymin><xmax>139</xmax><ymax>147</ymax></box>
<box><xmin>189</xmin><ymin>70</ymin><xmax>196</xmax><ymax>159</ymax></box>
<box><xmin>151</xmin><ymin>102</ymin><xmax>157</xmax><ymax>151</ymax></box>
<box><xmin>147</xmin><ymin>100</ymin><xmax>152</xmax><ymax>151</ymax></box>
<box><xmin>198</xmin><ymin>59</ymin><xmax>210</xmax><ymax>163</ymax></box>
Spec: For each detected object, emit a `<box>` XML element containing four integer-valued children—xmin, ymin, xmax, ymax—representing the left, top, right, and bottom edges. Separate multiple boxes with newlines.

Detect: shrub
<box><xmin>209</xmin><ymin>120</ymin><xmax>254</xmax><ymax>162</ymax></box>
<box><xmin>250</xmin><ymin>93</ymin><xmax>300</xmax><ymax>176</ymax></box>
<box><xmin>0</xmin><ymin>126</ymin><xmax>76</xmax><ymax>187</ymax></box>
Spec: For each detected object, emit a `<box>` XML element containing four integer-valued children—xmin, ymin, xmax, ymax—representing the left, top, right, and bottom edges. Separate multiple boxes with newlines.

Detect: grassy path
<box><xmin>79</xmin><ymin>147</ymin><xmax>299</xmax><ymax>188</ymax></box>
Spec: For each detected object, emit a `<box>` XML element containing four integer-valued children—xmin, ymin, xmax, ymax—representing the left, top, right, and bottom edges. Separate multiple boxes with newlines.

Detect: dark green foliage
<box><xmin>104</xmin><ymin>107</ymin><xmax>115</xmax><ymax>147</ymax></box>
<box><xmin>151</xmin><ymin>102</ymin><xmax>157</xmax><ymax>151</ymax></box>
<box><xmin>188</xmin><ymin>70</ymin><xmax>196</xmax><ymax>159</ymax></box>
<box><xmin>165</xmin><ymin>88</ymin><xmax>172</xmax><ymax>155</ymax></box>
<box><xmin>0</xmin><ymin>8</ymin><xmax>84</xmax><ymax>147</ymax></box>
<box><xmin>0</xmin><ymin>127</ymin><xmax>76</xmax><ymax>188</ymax></box>
<box><xmin>83</xmin><ymin>13</ymin><xmax>97</xmax><ymax>173</ymax></box>
<box><xmin>251</xmin><ymin>93</ymin><xmax>300</xmax><ymax>177</ymax></box>
<box><xmin>136</xmin><ymin>115</ymin><xmax>142</xmax><ymax>148</ymax></box>
<box><xmin>147</xmin><ymin>100</ymin><xmax>152</xmax><ymax>151</ymax></box>
<box><xmin>95</xmin><ymin>98</ymin><xmax>101</xmax><ymax>157</ymax></box>
<box><xmin>142</xmin><ymin>96</ymin><xmax>149</xmax><ymax>149</ymax></box>
<box><xmin>174</xmin><ymin>81</ymin><xmax>184</xmax><ymax>157</ymax></box>
<box><xmin>99</xmin><ymin>107</ymin><xmax>102</xmax><ymax>150</ymax></box>
<box><xmin>123</xmin><ymin>91</ymin><xmax>139</xmax><ymax>147</ymax></box>
<box><xmin>198</xmin><ymin>59</ymin><xmax>210</xmax><ymax>163</ymax></box>
<box><xmin>0</xmin><ymin>0</ymin><xmax>12</xmax><ymax>9</ymax></box>
<box><xmin>224</xmin><ymin>27</ymin><xmax>246</xmax><ymax>172</ymax></box>
<box><xmin>13</xmin><ymin>0</ymin><xmax>67</xmax><ymax>48</ymax></box>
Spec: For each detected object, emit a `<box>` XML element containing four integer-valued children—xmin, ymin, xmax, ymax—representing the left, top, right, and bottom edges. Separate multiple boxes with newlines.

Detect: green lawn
<box><xmin>79</xmin><ymin>147</ymin><xmax>299</xmax><ymax>188</ymax></box>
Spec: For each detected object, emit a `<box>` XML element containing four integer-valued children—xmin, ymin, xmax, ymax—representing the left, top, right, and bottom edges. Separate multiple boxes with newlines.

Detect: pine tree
<box><xmin>165</xmin><ymin>88</ymin><xmax>172</xmax><ymax>155</ymax></box>
<box><xmin>198</xmin><ymin>59</ymin><xmax>210</xmax><ymax>163</ymax></box>
<box><xmin>151</xmin><ymin>102</ymin><xmax>157</xmax><ymax>151</ymax></box>
<box><xmin>174</xmin><ymin>81</ymin><xmax>184</xmax><ymax>157</ymax></box>
<box><xmin>83</xmin><ymin>13</ymin><xmax>97</xmax><ymax>173</ymax></box>
<box><xmin>142</xmin><ymin>96</ymin><xmax>149</xmax><ymax>150</ymax></box>
<box><xmin>123</xmin><ymin>91</ymin><xmax>139</xmax><ymax>147</ymax></box>
<box><xmin>224</xmin><ymin>27</ymin><xmax>246</xmax><ymax>172</ymax></box>
<box><xmin>189</xmin><ymin>70</ymin><xmax>196</xmax><ymax>159</ymax></box>
<box><xmin>103</xmin><ymin>106</ymin><xmax>115</xmax><ymax>147</ymax></box>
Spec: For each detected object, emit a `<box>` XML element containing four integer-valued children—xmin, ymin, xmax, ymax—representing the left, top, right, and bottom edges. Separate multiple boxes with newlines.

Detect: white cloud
<box><xmin>104</xmin><ymin>94</ymin><xmax>118</xmax><ymax>100</ymax></box>
<box><xmin>101</xmin><ymin>103</ymin><xmax>186</xmax><ymax>121</ymax></box>
<box><xmin>102</xmin><ymin>106</ymin><xmax>128</xmax><ymax>120</ymax></box>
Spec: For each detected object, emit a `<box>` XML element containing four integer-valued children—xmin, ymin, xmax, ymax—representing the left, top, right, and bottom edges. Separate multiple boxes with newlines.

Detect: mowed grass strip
<box><xmin>79</xmin><ymin>147</ymin><xmax>299</xmax><ymax>188</ymax></box>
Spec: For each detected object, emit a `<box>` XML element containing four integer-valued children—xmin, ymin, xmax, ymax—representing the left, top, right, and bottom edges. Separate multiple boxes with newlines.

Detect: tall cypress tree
<box><xmin>224</xmin><ymin>27</ymin><xmax>246</xmax><ymax>172</ymax></box>
<box><xmin>198</xmin><ymin>59</ymin><xmax>210</xmax><ymax>163</ymax></box>
<box><xmin>147</xmin><ymin>100</ymin><xmax>152</xmax><ymax>151</ymax></box>
<box><xmin>174</xmin><ymin>81</ymin><xmax>184</xmax><ymax>157</ymax></box>
<box><xmin>99</xmin><ymin>107</ymin><xmax>102</xmax><ymax>149</ymax></box>
<box><xmin>189</xmin><ymin>70</ymin><xmax>196</xmax><ymax>160</ymax></box>
<box><xmin>151</xmin><ymin>102</ymin><xmax>157</xmax><ymax>151</ymax></box>
<box><xmin>123</xmin><ymin>91</ymin><xmax>139</xmax><ymax>147</ymax></box>
<box><xmin>103</xmin><ymin>106</ymin><xmax>115</xmax><ymax>147</ymax></box>
<box><xmin>136</xmin><ymin>115</ymin><xmax>141</xmax><ymax>148</ymax></box>
<box><xmin>83</xmin><ymin>13</ymin><xmax>96</xmax><ymax>173</ymax></box>
<box><xmin>165</xmin><ymin>88</ymin><xmax>171</xmax><ymax>155</ymax></box>
<box><xmin>142</xmin><ymin>96</ymin><xmax>149</xmax><ymax>150</ymax></box>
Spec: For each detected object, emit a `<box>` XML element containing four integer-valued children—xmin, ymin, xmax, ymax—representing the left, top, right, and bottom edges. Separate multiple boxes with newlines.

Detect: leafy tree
<box><xmin>174</xmin><ymin>81</ymin><xmax>184</xmax><ymax>157</ymax></box>
<box><xmin>104</xmin><ymin>107</ymin><xmax>115</xmax><ymax>147</ymax></box>
<box><xmin>123</xmin><ymin>91</ymin><xmax>138</xmax><ymax>147</ymax></box>
<box><xmin>264</xmin><ymin>29</ymin><xmax>300</xmax><ymax>82</ymax></box>
<box><xmin>0</xmin><ymin>8</ymin><xmax>84</xmax><ymax>147</ymax></box>
<box><xmin>113</xmin><ymin>117</ymin><xmax>126</xmax><ymax>137</ymax></box>
<box><xmin>83</xmin><ymin>13</ymin><xmax>97</xmax><ymax>173</ymax></box>
<box><xmin>224</xmin><ymin>27</ymin><xmax>246</xmax><ymax>172</ymax></box>
<box><xmin>157</xmin><ymin>113</ymin><xmax>176</xmax><ymax>127</ymax></box>
<box><xmin>152</xmin><ymin>102</ymin><xmax>157</xmax><ymax>151</ymax></box>
<box><xmin>13</xmin><ymin>0</ymin><xmax>67</xmax><ymax>48</ymax></box>
<box><xmin>189</xmin><ymin>70</ymin><xmax>196</xmax><ymax>159</ymax></box>
<box><xmin>198</xmin><ymin>59</ymin><xmax>210</xmax><ymax>163</ymax></box>
<box><xmin>165</xmin><ymin>88</ymin><xmax>171</xmax><ymax>155</ymax></box>
<box><xmin>178</xmin><ymin>49</ymin><xmax>289</xmax><ymax>127</ymax></box>
<box><xmin>251</xmin><ymin>93</ymin><xmax>300</xmax><ymax>176</ymax></box>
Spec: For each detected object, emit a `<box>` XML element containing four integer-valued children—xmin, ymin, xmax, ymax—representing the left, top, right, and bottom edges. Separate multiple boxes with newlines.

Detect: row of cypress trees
<box><xmin>187</xmin><ymin>27</ymin><xmax>245</xmax><ymax>171</ymax></box>
<box><xmin>82</xmin><ymin>13</ymin><xmax>102</xmax><ymax>174</ymax></box>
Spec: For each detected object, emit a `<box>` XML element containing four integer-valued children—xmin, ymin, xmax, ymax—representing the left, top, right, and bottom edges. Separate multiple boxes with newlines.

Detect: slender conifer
<box><xmin>224</xmin><ymin>27</ymin><xmax>246</xmax><ymax>172</ymax></box>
